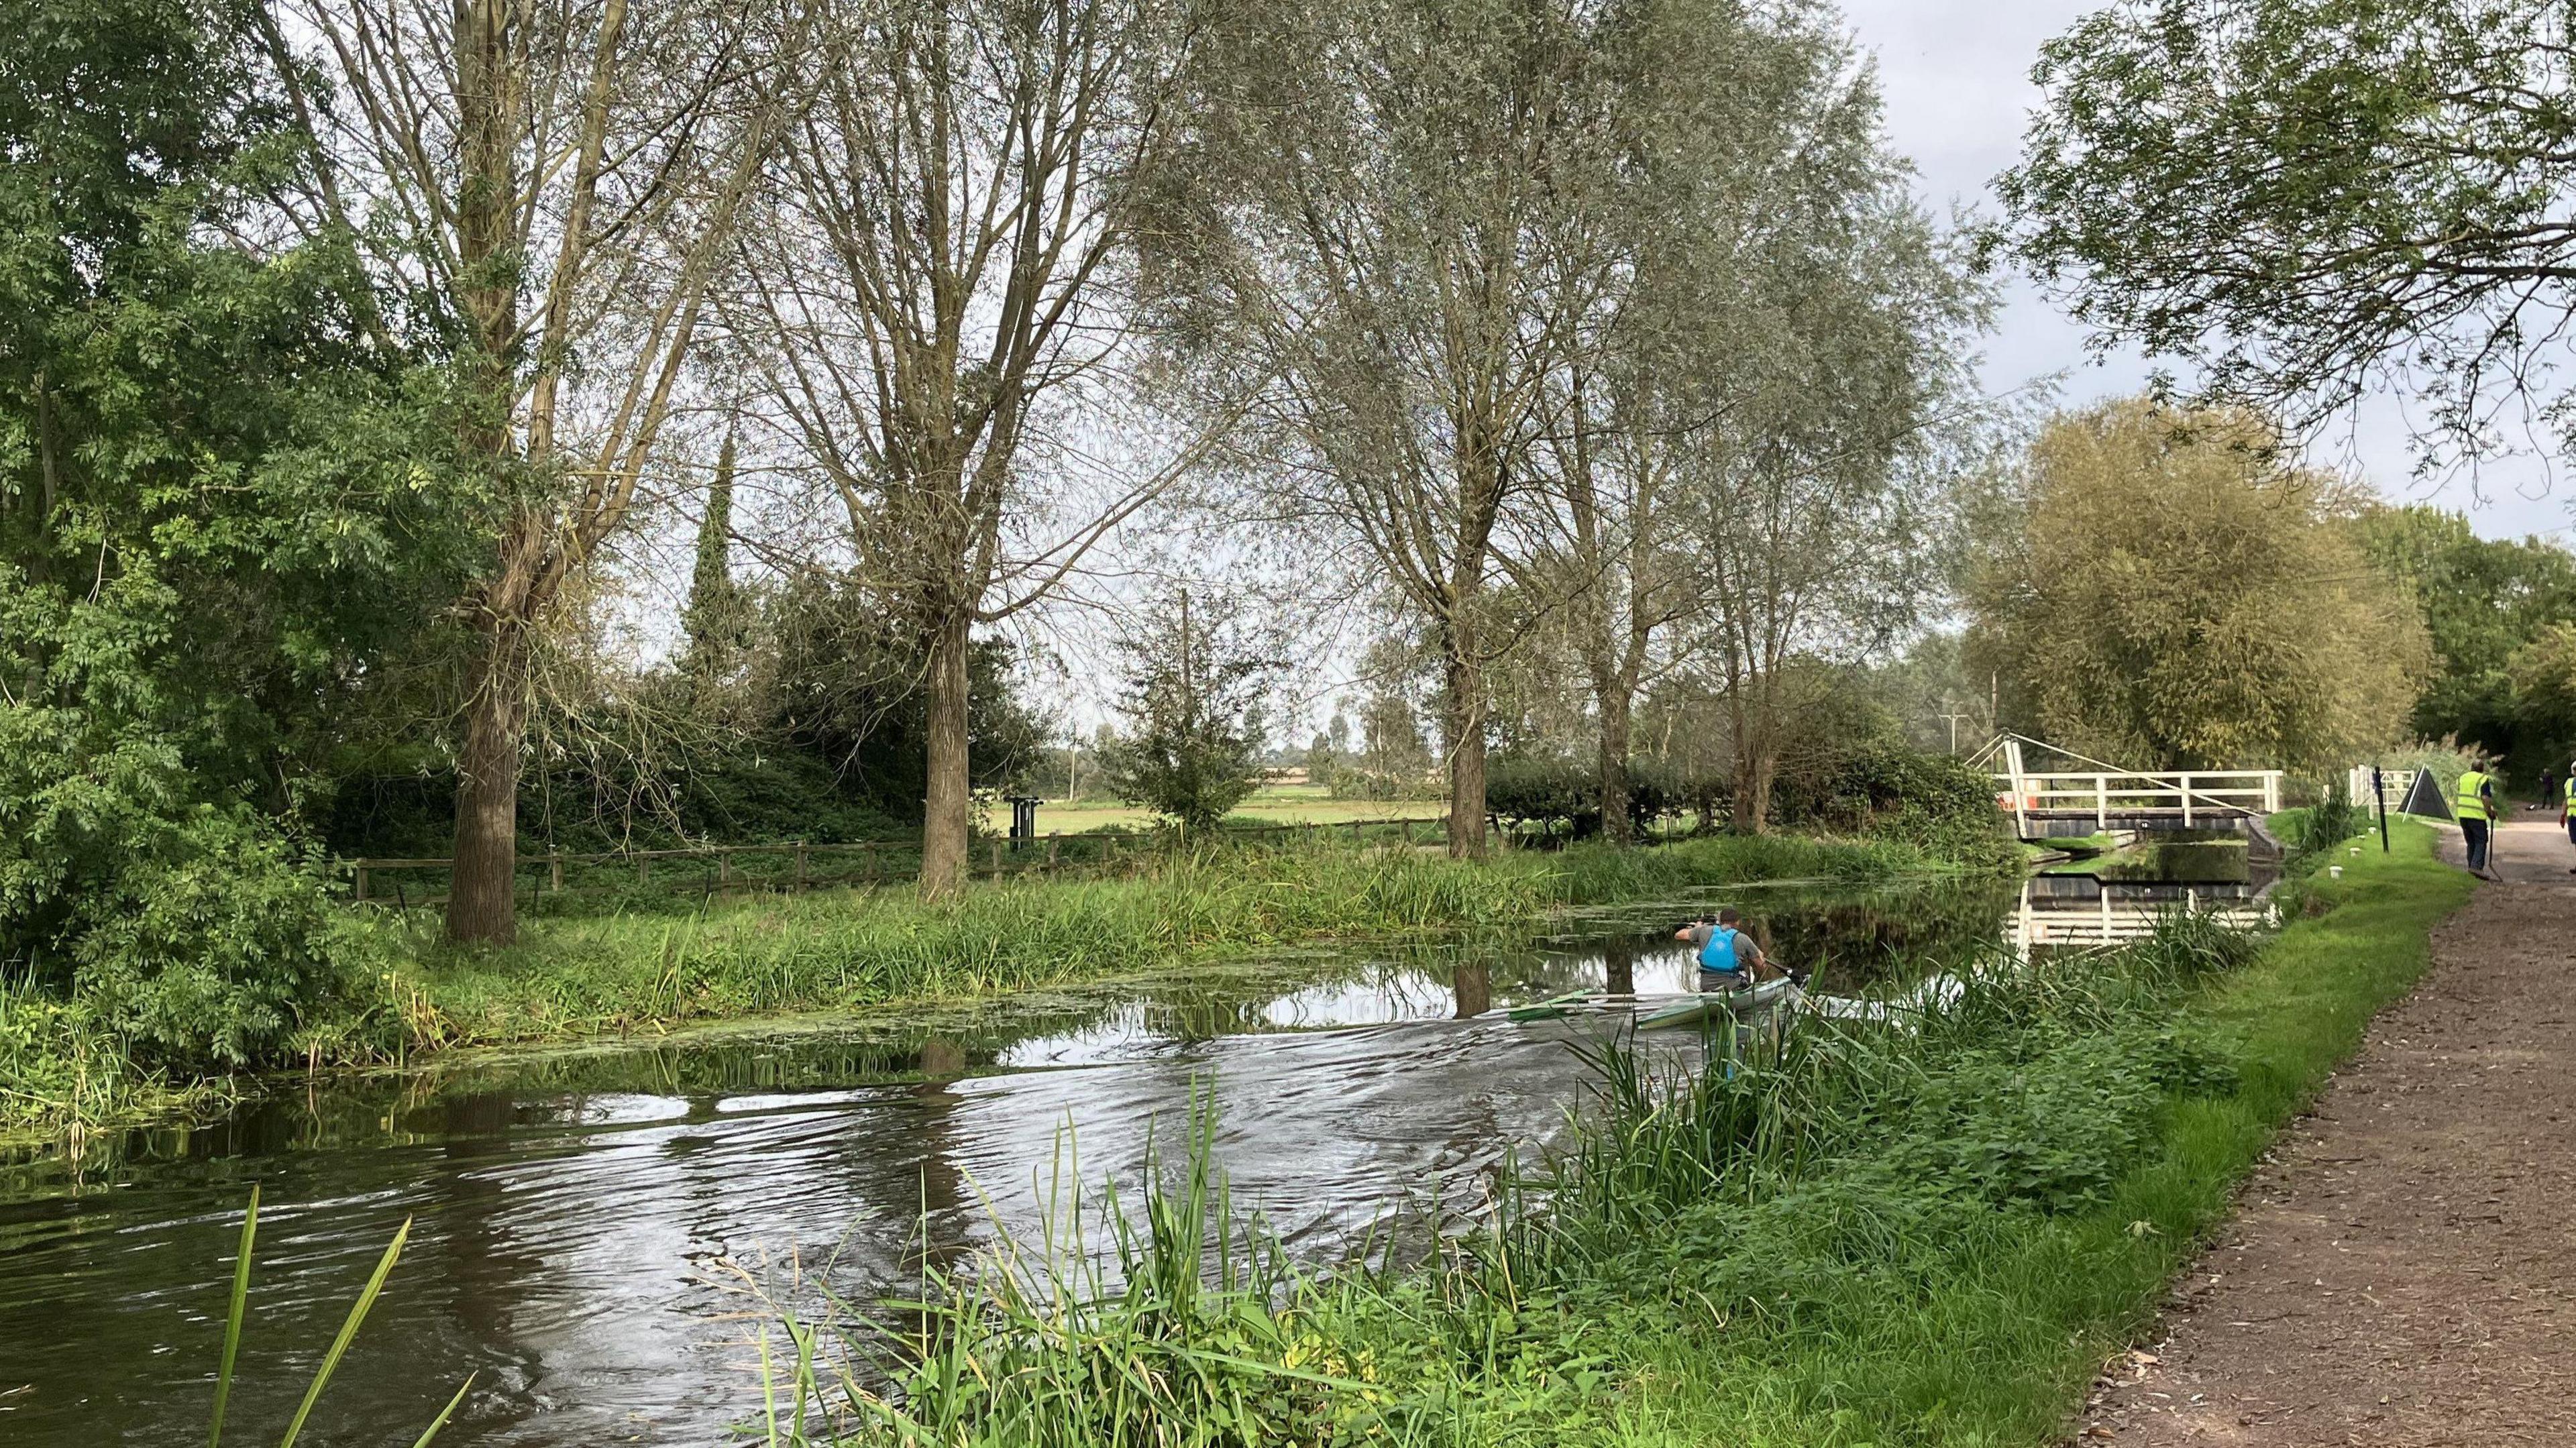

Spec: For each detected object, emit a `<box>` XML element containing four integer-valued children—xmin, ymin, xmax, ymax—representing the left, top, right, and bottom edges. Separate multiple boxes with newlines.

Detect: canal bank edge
<box><xmin>3</xmin><ymin>828</ymin><xmax>2011</xmax><ymax>1151</ymax></box>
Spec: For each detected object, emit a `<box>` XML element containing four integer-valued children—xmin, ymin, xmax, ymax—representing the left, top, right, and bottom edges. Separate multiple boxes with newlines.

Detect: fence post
<box><xmin>1046</xmin><ymin>836</ymin><xmax>1061</xmax><ymax>875</ymax></box>
<box><xmin>354</xmin><ymin>864</ymin><xmax>370</xmax><ymax>902</ymax></box>
<box><xmin>639</xmin><ymin>854</ymin><xmax>651</xmax><ymax>888</ymax></box>
<box><xmin>549</xmin><ymin>851</ymin><xmax>564</xmax><ymax>893</ymax></box>
<box><xmin>2179</xmin><ymin>773</ymin><xmax>2193</xmax><ymax>828</ymax></box>
<box><xmin>2094</xmin><ymin>774</ymin><xmax>2108</xmax><ymax>832</ymax></box>
<box><xmin>718</xmin><ymin>851</ymin><xmax>733</xmax><ymax>890</ymax></box>
<box><xmin>991</xmin><ymin>838</ymin><xmax>1005</xmax><ymax>875</ymax></box>
<box><xmin>794</xmin><ymin>842</ymin><xmax>808</xmax><ymax>892</ymax></box>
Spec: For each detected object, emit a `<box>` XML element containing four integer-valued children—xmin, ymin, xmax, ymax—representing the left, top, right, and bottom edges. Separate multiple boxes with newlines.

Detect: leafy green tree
<box><xmin>1966</xmin><ymin>400</ymin><xmax>2430</xmax><ymax>772</ymax></box>
<box><xmin>2353</xmin><ymin>506</ymin><xmax>2576</xmax><ymax>775</ymax></box>
<box><xmin>1099</xmin><ymin>590</ymin><xmax>1283</xmax><ymax>834</ymax></box>
<box><xmin>0</xmin><ymin>0</ymin><xmax>456</xmax><ymax>1063</ymax></box>
<box><xmin>678</xmin><ymin>433</ymin><xmax>756</xmax><ymax>712</ymax></box>
<box><xmin>2506</xmin><ymin>624</ymin><xmax>2576</xmax><ymax>779</ymax></box>
<box><xmin>2004</xmin><ymin>1</ymin><xmax>2576</xmax><ymax>467</ymax></box>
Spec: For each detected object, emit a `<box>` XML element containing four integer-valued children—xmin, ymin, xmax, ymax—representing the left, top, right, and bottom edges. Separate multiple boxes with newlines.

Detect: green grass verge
<box><xmin>354</xmin><ymin>830</ymin><xmax>1988</xmax><ymax>1058</ymax></box>
<box><xmin>785</xmin><ymin>818</ymin><xmax>2469</xmax><ymax>1447</ymax></box>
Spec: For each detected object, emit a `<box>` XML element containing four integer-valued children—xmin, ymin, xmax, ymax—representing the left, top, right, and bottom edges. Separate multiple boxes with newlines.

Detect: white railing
<box><xmin>1990</xmin><ymin>769</ymin><xmax>2284</xmax><ymax>832</ymax></box>
<box><xmin>2010</xmin><ymin>888</ymin><xmax>2275</xmax><ymax>951</ymax></box>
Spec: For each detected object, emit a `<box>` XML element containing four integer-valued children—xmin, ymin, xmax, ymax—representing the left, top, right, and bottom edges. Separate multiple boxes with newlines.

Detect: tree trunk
<box><xmin>918</xmin><ymin>608</ymin><xmax>974</xmax><ymax>897</ymax></box>
<box><xmin>1603</xmin><ymin>938</ymin><xmax>1635</xmax><ymax>996</ymax></box>
<box><xmin>1442</xmin><ymin>641</ymin><xmax>1487</xmax><ymax>858</ymax></box>
<box><xmin>1597</xmin><ymin>683</ymin><xmax>1633</xmax><ymax>846</ymax></box>
<box><xmin>1733</xmin><ymin>737</ymin><xmax>1775</xmax><ymax>836</ymax></box>
<box><xmin>447</xmin><ymin>618</ymin><xmax>529</xmax><ymax>944</ymax></box>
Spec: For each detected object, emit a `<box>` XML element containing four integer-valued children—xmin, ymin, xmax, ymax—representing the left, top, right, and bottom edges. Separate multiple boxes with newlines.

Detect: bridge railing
<box><xmin>1991</xmin><ymin>769</ymin><xmax>2284</xmax><ymax>832</ymax></box>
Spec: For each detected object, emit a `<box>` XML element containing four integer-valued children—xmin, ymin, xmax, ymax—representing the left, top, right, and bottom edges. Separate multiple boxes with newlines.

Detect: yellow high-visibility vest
<box><xmin>2456</xmin><ymin>770</ymin><xmax>2493</xmax><ymax>822</ymax></box>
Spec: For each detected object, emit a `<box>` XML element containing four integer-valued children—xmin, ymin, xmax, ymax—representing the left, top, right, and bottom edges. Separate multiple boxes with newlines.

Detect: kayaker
<box><xmin>1675</xmin><ymin>907</ymin><xmax>1769</xmax><ymax>989</ymax></box>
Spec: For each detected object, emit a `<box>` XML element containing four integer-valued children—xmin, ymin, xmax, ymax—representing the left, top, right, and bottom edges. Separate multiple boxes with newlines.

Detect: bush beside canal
<box><xmin>1</xmin><ymin>828</ymin><xmax>2007</xmax><ymax>1146</ymax></box>
<box><xmin>772</xmin><ymin>817</ymin><xmax>2469</xmax><ymax>1447</ymax></box>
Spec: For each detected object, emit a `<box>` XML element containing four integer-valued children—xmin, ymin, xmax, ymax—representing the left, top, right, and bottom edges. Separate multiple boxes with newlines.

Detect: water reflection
<box><xmin>0</xmin><ymin>882</ymin><xmax>2040</xmax><ymax>1448</ymax></box>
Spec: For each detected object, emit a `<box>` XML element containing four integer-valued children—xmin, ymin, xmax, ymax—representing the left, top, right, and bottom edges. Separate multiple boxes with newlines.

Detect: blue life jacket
<box><xmin>1697</xmin><ymin>926</ymin><xmax>1743</xmax><ymax>974</ymax></box>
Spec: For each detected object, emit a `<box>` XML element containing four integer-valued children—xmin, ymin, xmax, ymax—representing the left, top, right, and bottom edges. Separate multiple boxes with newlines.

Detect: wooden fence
<box><xmin>341</xmin><ymin>815</ymin><xmax>1458</xmax><ymax>909</ymax></box>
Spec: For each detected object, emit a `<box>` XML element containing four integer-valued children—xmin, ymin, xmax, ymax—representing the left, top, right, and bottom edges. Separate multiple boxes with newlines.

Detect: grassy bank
<box><xmin>1</xmin><ymin>829</ymin><xmax>1994</xmax><ymax>1146</ymax></box>
<box><xmin>370</xmin><ymin>830</ymin><xmax>1969</xmax><ymax>1056</ymax></box>
<box><xmin>772</xmin><ymin>818</ymin><xmax>2470</xmax><ymax>1447</ymax></box>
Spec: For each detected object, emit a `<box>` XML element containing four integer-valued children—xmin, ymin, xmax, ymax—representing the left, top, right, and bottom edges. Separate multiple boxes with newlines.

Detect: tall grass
<box><xmin>741</xmin><ymin>820</ymin><xmax>2465</xmax><ymax>1447</ymax></box>
<box><xmin>0</xmin><ymin>974</ymin><xmax>237</xmax><ymax>1148</ymax></box>
<box><xmin>373</xmin><ymin>831</ymin><xmax>1984</xmax><ymax>1056</ymax></box>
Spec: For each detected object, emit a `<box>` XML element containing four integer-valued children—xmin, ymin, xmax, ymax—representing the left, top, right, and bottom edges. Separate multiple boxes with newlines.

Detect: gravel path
<box><xmin>2074</xmin><ymin>818</ymin><xmax>2576</xmax><ymax>1446</ymax></box>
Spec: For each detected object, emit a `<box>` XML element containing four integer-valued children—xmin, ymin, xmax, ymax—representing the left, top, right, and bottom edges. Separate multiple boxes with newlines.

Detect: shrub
<box><xmin>1771</xmin><ymin>741</ymin><xmax>2012</xmax><ymax>857</ymax></box>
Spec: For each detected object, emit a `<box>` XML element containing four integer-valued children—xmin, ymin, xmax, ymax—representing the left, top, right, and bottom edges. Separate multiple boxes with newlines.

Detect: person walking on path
<box><xmin>2559</xmin><ymin>761</ymin><xmax>2576</xmax><ymax>875</ymax></box>
<box><xmin>2455</xmin><ymin>765</ymin><xmax>2499</xmax><ymax>879</ymax></box>
<box><xmin>2540</xmin><ymin>765</ymin><xmax>2559</xmax><ymax>814</ymax></box>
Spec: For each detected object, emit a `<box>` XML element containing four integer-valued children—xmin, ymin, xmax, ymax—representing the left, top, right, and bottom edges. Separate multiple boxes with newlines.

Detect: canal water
<box><xmin>0</xmin><ymin>872</ymin><xmax>2228</xmax><ymax>1447</ymax></box>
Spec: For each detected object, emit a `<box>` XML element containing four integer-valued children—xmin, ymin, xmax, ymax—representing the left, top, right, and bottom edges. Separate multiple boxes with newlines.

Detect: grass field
<box><xmin>779</xmin><ymin>816</ymin><xmax>2474</xmax><ymax>1447</ymax></box>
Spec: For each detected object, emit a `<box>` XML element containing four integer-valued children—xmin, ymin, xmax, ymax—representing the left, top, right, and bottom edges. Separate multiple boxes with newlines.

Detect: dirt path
<box><xmin>2075</xmin><ymin>817</ymin><xmax>2576</xmax><ymax>1446</ymax></box>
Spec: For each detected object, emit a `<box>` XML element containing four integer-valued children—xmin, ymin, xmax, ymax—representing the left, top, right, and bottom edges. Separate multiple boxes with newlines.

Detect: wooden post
<box><xmin>2179</xmin><ymin>773</ymin><xmax>2193</xmax><ymax>828</ymax></box>
<box><xmin>354</xmin><ymin>864</ymin><xmax>370</xmax><ymax>903</ymax></box>
<box><xmin>549</xmin><ymin>851</ymin><xmax>564</xmax><ymax>893</ymax></box>
<box><xmin>1046</xmin><ymin>836</ymin><xmax>1061</xmax><ymax>875</ymax></box>
<box><xmin>865</xmin><ymin>843</ymin><xmax>879</xmax><ymax>885</ymax></box>
<box><xmin>991</xmin><ymin>838</ymin><xmax>1005</xmax><ymax>875</ymax></box>
<box><xmin>718</xmin><ymin>851</ymin><xmax>733</xmax><ymax>889</ymax></box>
<box><xmin>1400</xmin><ymin>819</ymin><xmax>1414</xmax><ymax>847</ymax></box>
<box><xmin>639</xmin><ymin>854</ymin><xmax>651</xmax><ymax>887</ymax></box>
<box><xmin>2094</xmin><ymin>774</ymin><xmax>2108</xmax><ymax>832</ymax></box>
<box><xmin>794</xmin><ymin>842</ymin><xmax>808</xmax><ymax>892</ymax></box>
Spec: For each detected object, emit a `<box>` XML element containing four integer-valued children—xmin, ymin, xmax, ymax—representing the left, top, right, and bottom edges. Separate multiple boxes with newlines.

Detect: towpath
<box><xmin>2076</xmin><ymin>816</ymin><xmax>2576</xmax><ymax>1445</ymax></box>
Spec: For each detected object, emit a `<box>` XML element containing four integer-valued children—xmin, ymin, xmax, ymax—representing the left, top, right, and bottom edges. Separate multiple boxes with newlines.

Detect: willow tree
<box><xmin>733</xmin><ymin>0</ymin><xmax>1197</xmax><ymax>895</ymax></box>
<box><xmin>1513</xmin><ymin>0</ymin><xmax>1921</xmax><ymax>842</ymax></box>
<box><xmin>275</xmin><ymin>0</ymin><xmax>791</xmax><ymax>942</ymax></box>
<box><xmin>1967</xmin><ymin>400</ymin><xmax>2431</xmax><ymax>771</ymax></box>
<box><xmin>1142</xmin><ymin>0</ymin><xmax>1594</xmax><ymax>857</ymax></box>
<box><xmin>1664</xmin><ymin>52</ymin><xmax>1980</xmax><ymax>834</ymax></box>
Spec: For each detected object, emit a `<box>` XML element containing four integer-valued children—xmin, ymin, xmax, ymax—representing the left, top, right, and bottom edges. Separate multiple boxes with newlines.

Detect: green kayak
<box><xmin>1635</xmin><ymin>978</ymin><xmax>1800</xmax><ymax>1030</ymax></box>
<box><xmin>1505</xmin><ymin>990</ymin><xmax>1614</xmax><ymax>1022</ymax></box>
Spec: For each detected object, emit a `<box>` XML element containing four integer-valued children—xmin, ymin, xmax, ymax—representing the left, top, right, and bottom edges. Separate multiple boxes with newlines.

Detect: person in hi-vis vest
<box><xmin>2456</xmin><ymin>767</ymin><xmax>2499</xmax><ymax>879</ymax></box>
<box><xmin>2560</xmin><ymin>762</ymin><xmax>2576</xmax><ymax>875</ymax></box>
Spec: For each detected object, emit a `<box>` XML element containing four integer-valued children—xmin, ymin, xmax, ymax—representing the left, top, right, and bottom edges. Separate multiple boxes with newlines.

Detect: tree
<box><xmin>1143</xmin><ymin>0</ymin><xmax>1596</xmax><ymax>858</ymax></box>
<box><xmin>2353</xmin><ymin>506</ymin><xmax>2576</xmax><ymax>771</ymax></box>
<box><xmin>0</xmin><ymin>0</ymin><xmax>461</xmax><ymax>1061</ymax></box>
<box><xmin>278</xmin><ymin>0</ymin><xmax>792</xmax><ymax>942</ymax></box>
<box><xmin>1515</xmin><ymin>0</ymin><xmax>1962</xmax><ymax>841</ymax></box>
<box><xmin>730</xmin><ymin>0</ymin><xmax>1198</xmax><ymax>896</ymax></box>
<box><xmin>2003</xmin><ymin>0</ymin><xmax>2576</xmax><ymax>471</ymax></box>
<box><xmin>678</xmin><ymin>432</ymin><xmax>756</xmax><ymax>710</ymax></box>
<box><xmin>1967</xmin><ymin>400</ymin><xmax>2431</xmax><ymax>771</ymax></box>
<box><xmin>1098</xmin><ymin>590</ymin><xmax>1281</xmax><ymax>834</ymax></box>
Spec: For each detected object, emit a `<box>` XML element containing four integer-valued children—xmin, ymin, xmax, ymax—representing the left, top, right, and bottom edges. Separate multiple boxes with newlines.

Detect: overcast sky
<box><xmin>1848</xmin><ymin>0</ymin><xmax>2572</xmax><ymax>543</ymax></box>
